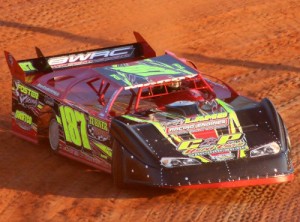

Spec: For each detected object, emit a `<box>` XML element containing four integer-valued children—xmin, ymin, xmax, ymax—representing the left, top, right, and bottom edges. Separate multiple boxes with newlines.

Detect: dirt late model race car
<box><xmin>5</xmin><ymin>32</ymin><xmax>294</xmax><ymax>188</ymax></box>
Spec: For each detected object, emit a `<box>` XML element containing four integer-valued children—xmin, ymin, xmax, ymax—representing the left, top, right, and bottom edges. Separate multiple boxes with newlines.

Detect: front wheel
<box><xmin>49</xmin><ymin>118</ymin><xmax>60</xmax><ymax>152</ymax></box>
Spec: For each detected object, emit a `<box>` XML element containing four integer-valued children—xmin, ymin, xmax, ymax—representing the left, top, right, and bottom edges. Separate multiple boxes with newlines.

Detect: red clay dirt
<box><xmin>0</xmin><ymin>0</ymin><xmax>299</xmax><ymax>221</ymax></box>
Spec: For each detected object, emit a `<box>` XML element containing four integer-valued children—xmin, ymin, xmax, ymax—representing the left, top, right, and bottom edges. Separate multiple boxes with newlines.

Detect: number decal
<box><xmin>59</xmin><ymin>106</ymin><xmax>91</xmax><ymax>150</ymax></box>
<box><xmin>19</xmin><ymin>61</ymin><xmax>37</xmax><ymax>72</ymax></box>
<box><xmin>65</xmin><ymin>106</ymin><xmax>81</xmax><ymax>146</ymax></box>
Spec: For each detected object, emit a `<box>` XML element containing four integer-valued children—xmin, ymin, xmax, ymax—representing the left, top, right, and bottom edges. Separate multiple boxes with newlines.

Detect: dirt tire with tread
<box><xmin>49</xmin><ymin>118</ymin><xmax>60</xmax><ymax>152</ymax></box>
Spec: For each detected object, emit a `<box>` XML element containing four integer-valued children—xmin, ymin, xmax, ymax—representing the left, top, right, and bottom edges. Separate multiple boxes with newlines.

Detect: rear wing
<box><xmin>4</xmin><ymin>32</ymin><xmax>156</xmax><ymax>83</ymax></box>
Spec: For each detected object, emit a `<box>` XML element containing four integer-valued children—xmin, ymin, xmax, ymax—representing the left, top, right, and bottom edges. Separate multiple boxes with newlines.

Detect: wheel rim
<box><xmin>49</xmin><ymin>119</ymin><xmax>59</xmax><ymax>151</ymax></box>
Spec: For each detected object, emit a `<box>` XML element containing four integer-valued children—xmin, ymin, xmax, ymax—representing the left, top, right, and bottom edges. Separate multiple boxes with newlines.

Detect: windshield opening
<box><xmin>136</xmin><ymin>77</ymin><xmax>215</xmax><ymax>111</ymax></box>
<box><xmin>109</xmin><ymin>76</ymin><xmax>215</xmax><ymax>116</ymax></box>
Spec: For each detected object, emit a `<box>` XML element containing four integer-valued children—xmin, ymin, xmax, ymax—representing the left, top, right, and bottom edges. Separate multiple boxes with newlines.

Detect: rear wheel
<box><xmin>112</xmin><ymin>140</ymin><xmax>125</xmax><ymax>188</ymax></box>
<box><xmin>49</xmin><ymin>118</ymin><xmax>60</xmax><ymax>152</ymax></box>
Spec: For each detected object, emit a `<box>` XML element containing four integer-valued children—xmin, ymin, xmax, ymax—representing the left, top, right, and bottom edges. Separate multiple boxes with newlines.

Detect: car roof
<box><xmin>34</xmin><ymin>54</ymin><xmax>199</xmax><ymax>97</ymax></box>
<box><xmin>94</xmin><ymin>54</ymin><xmax>199</xmax><ymax>89</ymax></box>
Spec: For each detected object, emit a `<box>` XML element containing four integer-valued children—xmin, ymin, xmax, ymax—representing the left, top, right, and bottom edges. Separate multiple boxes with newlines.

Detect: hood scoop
<box><xmin>165</xmin><ymin>101</ymin><xmax>200</xmax><ymax>117</ymax></box>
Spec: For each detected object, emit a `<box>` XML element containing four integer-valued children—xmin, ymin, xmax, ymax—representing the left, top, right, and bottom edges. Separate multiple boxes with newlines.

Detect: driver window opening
<box><xmin>65</xmin><ymin>78</ymin><xmax>115</xmax><ymax>110</ymax></box>
<box><xmin>110</xmin><ymin>89</ymin><xmax>137</xmax><ymax>116</ymax></box>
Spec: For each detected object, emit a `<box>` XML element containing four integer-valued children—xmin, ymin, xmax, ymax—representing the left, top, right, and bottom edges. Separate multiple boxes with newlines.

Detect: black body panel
<box><xmin>110</xmin><ymin>97</ymin><xmax>294</xmax><ymax>187</ymax></box>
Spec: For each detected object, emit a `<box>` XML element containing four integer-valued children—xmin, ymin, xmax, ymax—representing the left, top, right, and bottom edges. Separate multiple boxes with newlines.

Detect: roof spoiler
<box><xmin>4</xmin><ymin>32</ymin><xmax>156</xmax><ymax>83</ymax></box>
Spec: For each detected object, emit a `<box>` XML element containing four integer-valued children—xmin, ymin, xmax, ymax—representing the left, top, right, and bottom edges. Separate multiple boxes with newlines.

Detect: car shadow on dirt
<box><xmin>0</xmin><ymin>20</ymin><xmax>118</xmax><ymax>46</ymax></box>
<box><xmin>181</xmin><ymin>52</ymin><xmax>300</xmax><ymax>73</ymax></box>
<box><xmin>0</xmin><ymin>117</ymin><xmax>177</xmax><ymax>199</ymax></box>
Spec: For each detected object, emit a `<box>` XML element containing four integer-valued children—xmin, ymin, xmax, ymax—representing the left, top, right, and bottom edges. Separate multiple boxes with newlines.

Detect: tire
<box><xmin>112</xmin><ymin>140</ymin><xmax>125</xmax><ymax>188</ymax></box>
<box><xmin>49</xmin><ymin>118</ymin><xmax>60</xmax><ymax>152</ymax></box>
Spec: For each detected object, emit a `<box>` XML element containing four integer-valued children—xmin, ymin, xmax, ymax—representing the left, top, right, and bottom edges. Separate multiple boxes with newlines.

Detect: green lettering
<box><xmin>89</xmin><ymin>116</ymin><xmax>108</xmax><ymax>131</ymax></box>
<box><xmin>217</xmin><ymin>133</ymin><xmax>243</xmax><ymax>145</ymax></box>
<box><xmin>19</xmin><ymin>62</ymin><xmax>37</xmax><ymax>72</ymax></box>
<box><xmin>15</xmin><ymin>110</ymin><xmax>32</xmax><ymax>124</ymax></box>
<box><xmin>178</xmin><ymin>139</ymin><xmax>203</xmax><ymax>151</ymax></box>
<box><xmin>16</xmin><ymin>84</ymin><xmax>39</xmax><ymax>99</ymax></box>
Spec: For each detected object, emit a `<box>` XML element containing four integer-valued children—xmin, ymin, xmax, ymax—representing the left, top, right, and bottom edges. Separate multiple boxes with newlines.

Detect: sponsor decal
<box><xmin>87</xmin><ymin>124</ymin><xmax>109</xmax><ymax>142</ymax></box>
<box><xmin>16</xmin><ymin>82</ymin><xmax>39</xmax><ymax>100</ymax></box>
<box><xmin>209</xmin><ymin>152</ymin><xmax>235</xmax><ymax>161</ymax></box>
<box><xmin>15</xmin><ymin>110</ymin><xmax>32</xmax><ymax>130</ymax></box>
<box><xmin>89</xmin><ymin>116</ymin><xmax>108</xmax><ymax>131</ymax></box>
<box><xmin>177</xmin><ymin>133</ymin><xmax>247</xmax><ymax>157</ymax></box>
<box><xmin>48</xmin><ymin>46</ymin><xmax>135</xmax><ymax>69</ymax></box>
<box><xmin>37</xmin><ymin>83</ymin><xmax>60</xmax><ymax>96</ymax></box>
<box><xmin>14</xmin><ymin>81</ymin><xmax>39</xmax><ymax>108</ymax></box>
<box><xmin>18</xmin><ymin>94</ymin><xmax>38</xmax><ymax>108</ymax></box>
<box><xmin>166</xmin><ymin>114</ymin><xmax>228</xmax><ymax>134</ymax></box>
<box><xmin>88</xmin><ymin>116</ymin><xmax>109</xmax><ymax>141</ymax></box>
<box><xmin>185</xmin><ymin>112</ymin><xmax>228</xmax><ymax>124</ymax></box>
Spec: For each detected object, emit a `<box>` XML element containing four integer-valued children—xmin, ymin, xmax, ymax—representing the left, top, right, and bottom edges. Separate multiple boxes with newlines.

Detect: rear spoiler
<box><xmin>4</xmin><ymin>32</ymin><xmax>156</xmax><ymax>83</ymax></box>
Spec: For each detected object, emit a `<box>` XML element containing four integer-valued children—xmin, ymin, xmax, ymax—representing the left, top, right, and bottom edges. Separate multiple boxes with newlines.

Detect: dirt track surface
<box><xmin>0</xmin><ymin>0</ymin><xmax>299</xmax><ymax>221</ymax></box>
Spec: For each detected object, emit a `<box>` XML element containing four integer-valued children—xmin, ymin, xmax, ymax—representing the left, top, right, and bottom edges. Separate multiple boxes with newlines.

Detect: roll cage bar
<box><xmin>101</xmin><ymin>74</ymin><xmax>216</xmax><ymax>115</ymax></box>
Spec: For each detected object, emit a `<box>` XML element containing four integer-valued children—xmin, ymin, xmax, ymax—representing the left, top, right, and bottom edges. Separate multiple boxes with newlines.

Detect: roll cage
<box><xmin>107</xmin><ymin>74</ymin><xmax>216</xmax><ymax>117</ymax></box>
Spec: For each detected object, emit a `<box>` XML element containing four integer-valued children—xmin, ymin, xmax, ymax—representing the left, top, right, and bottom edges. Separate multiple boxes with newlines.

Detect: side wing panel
<box><xmin>11</xmin><ymin>79</ymin><xmax>53</xmax><ymax>143</ymax></box>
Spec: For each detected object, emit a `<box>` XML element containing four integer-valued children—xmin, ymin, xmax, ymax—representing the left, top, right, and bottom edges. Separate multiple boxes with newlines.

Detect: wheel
<box><xmin>112</xmin><ymin>140</ymin><xmax>125</xmax><ymax>188</ymax></box>
<box><xmin>49</xmin><ymin>118</ymin><xmax>60</xmax><ymax>152</ymax></box>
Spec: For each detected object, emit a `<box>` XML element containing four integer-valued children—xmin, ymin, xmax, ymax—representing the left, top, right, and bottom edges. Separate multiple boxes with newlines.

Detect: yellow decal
<box><xmin>56</xmin><ymin>115</ymin><xmax>62</xmax><ymax>124</ymax></box>
<box><xmin>94</xmin><ymin>142</ymin><xmax>112</xmax><ymax>157</ymax></box>
<box><xmin>19</xmin><ymin>61</ymin><xmax>37</xmax><ymax>72</ymax></box>
<box><xmin>15</xmin><ymin>110</ymin><xmax>32</xmax><ymax>124</ymax></box>
<box><xmin>178</xmin><ymin>133</ymin><xmax>246</xmax><ymax>156</ymax></box>
<box><xmin>177</xmin><ymin>139</ymin><xmax>203</xmax><ymax>151</ymax></box>
<box><xmin>217</xmin><ymin>133</ymin><xmax>243</xmax><ymax>145</ymax></box>
<box><xmin>216</xmin><ymin>99</ymin><xmax>248</xmax><ymax>157</ymax></box>
<box><xmin>17</xmin><ymin>84</ymin><xmax>39</xmax><ymax>99</ymax></box>
<box><xmin>185</xmin><ymin>112</ymin><xmax>228</xmax><ymax>124</ymax></box>
<box><xmin>194</xmin><ymin>156</ymin><xmax>211</xmax><ymax>163</ymax></box>
<box><xmin>59</xmin><ymin>106</ymin><xmax>91</xmax><ymax>150</ymax></box>
<box><xmin>89</xmin><ymin>116</ymin><xmax>108</xmax><ymax>131</ymax></box>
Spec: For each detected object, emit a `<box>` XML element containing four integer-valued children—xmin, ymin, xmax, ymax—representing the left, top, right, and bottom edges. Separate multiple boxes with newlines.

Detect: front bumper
<box><xmin>123</xmin><ymin>147</ymin><xmax>294</xmax><ymax>188</ymax></box>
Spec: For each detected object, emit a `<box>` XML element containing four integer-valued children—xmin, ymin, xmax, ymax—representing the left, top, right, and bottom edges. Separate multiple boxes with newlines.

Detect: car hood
<box><xmin>112</xmin><ymin>98</ymin><xmax>283</xmax><ymax>164</ymax></box>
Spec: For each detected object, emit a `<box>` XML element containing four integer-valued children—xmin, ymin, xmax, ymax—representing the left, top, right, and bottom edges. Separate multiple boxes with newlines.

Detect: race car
<box><xmin>4</xmin><ymin>32</ymin><xmax>294</xmax><ymax>188</ymax></box>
